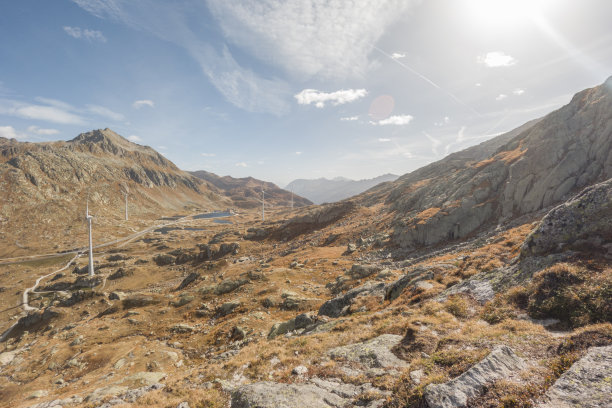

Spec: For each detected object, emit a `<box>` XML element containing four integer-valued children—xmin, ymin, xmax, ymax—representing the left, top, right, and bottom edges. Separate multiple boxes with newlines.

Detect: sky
<box><xmin>1</xmin><ymin>0</ymin><xmax>611</xmax><ymax>187</ymax></box>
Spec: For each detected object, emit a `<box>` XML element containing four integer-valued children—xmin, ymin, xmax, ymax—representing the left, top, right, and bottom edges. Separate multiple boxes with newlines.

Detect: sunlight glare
<box><xmin>467</xmin><ymin>0</ymin><xmax>552</xmax><ymax>27</ymax></box>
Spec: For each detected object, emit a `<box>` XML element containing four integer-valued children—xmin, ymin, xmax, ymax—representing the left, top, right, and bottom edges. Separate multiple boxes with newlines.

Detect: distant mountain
<box><xmin>190</xmin><ymin>170</ymin><xmax>312</xmax><ymax>209</ymax></box>
<box><xmin>286</xmin><ymin>174</ymin><xmax>399</xmax><ymax>204</ymax></box>
<box><xmin>0</xmin><ymin>129</ymin><xmax>228</xmax><ymax>256</ymax></box>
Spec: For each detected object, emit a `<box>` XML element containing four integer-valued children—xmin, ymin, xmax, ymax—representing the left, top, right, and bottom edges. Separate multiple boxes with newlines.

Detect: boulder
<box><xmin>153</xmin><ymin>254</ymin><xmax>175</xmax><ymax>266</ymax></box>
<box><xmin>217</xmin><ymin>301</ymin><xmax>240</xmax><ymax>317</ymax></box>
<box><xmin>328</xmin><ymin>334</ymin><xmax>408</xmax><ymax>368</ymax></box>
<box><xmin>538</xmin><ymin>345</ymin><xmax>612</xmax><ymax>408</ymax></box>
<box><xmin>268</xmin><ymin>313</ymin><xmax>316</xmax><ymax>339</ymax></box>
<box><xmin>230</xmin><ymin>382</ymin><xmax>346</xmax><ymax>408</ymax></box>
<box><xmin>319</xmin><ymin>281</ymin><xmax>386</xmax><ymax>318</ymax></box>
<box><xmin>122</xmin><ymin>294</ymin><xmax>161</xmax><ymax>309</ymax></box>
<box><xmin>385</xmin><ymin>267</ymin><xmax>434</xmax><ymax>301</ymax></box>
<box><xmin>176</xmin><ymin>272</ymin><xmax>200</xmax><ymax>291</ymax></box>
<box><xmin>347</xmin><ymin>264</ymin><xmax>382</xmax><ymax>279</ymax></box>
<box><xmin>424</xmin><ymin>345</ymin><xmax>526</xmax><ymax>408</ymax></box>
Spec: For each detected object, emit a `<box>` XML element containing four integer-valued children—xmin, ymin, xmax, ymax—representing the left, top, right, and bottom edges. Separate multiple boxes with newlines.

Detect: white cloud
<box><xmin>513</xmin><ymin>88</ymin><xmax>525</xmax><ymax>95</ymax></box>
<box><xmin>477</xmin><ymin>51</ymin><xmax>517</xmax><ymax>67</ymax></box>
<box><xmin>295</xmin><ymin>151</ymin><xmax>302</xmax><ymax>155</ymax></box>
<box><xmin>374</xmin><ymin>114</ymin><xmax>413</xmax><ymax>126</ymax></box>
<box><xmin>86</xmin><ymin>104</ymin><xmax>125</xmax><ymax>121</ymax></box>
<box><xmin>133</xmin><ymin>99</ymin><xmax>155</xmax><ymax>109</ymax></box>
<box><xmin>295</xmin><ymin>89</ymin><xmax>367</xmax><ymax>108</ymax></box>
<box><xmin>423</xmin><ymin>131</ymin><xmax>441</xmax><ymax>156</ymax></box>
<box><xmin>201</xmin><ymin>153</ymin><xmax>216</xmax><ymax>157</ymax></box>
<box><xmin>475</xmin><ymin>83</ymin><xmax>482</xmax><ymax>87</ymax></box>
<box><xmin>27</xmin><ymin>125</ymin><xmax>59</xmax><ymax>135</ymax></box>
<box><xmin>495</xmin><ymin>94</ymin><xmax>508</xmax><ymax>101</ymax></box>
<box><xmin>235</xmin><ymin>162</ymin><xmax>247</xmax><ymax>167</ymax></box>
<box><xmin>378</xmin><ymin>138</ymin><xmax>391</xmax><ymax>142</ymax></box>
<box><xmin>0</xmin><ymin>99</ymin><xmax>85</xmax><ymax>124</ymax></box>
<box><xmin>341</xmin><ymin>116</ymin><xmax>359</xmax><ymax>121</ymax></box>
<box><xmin>0</xmin><ymin>126</ymin><xmax>26</xmax><ymax>140</ymax></box>
<box><xmin>434</xmin><ymin>116</ymin><xmax>450</xmax><ymax>126</ymax></box>
<box><xmin>72</xmin><ymin>0</ymin><xmax>291</xmax><ymax>115</ymax></box>
<box><xmin>127</xmin><ymin>135</ymin><xmax>142</xmax><ymax>142</ymax></box>
<box><xmin>63</xmin><ymin>26</ymin><xmax>107</xmax><ymax>42</ymax></box>
<box><xmin>391</xmin><ymin>52</ymin><xmax>406</xmax><ymax>59</ymax></box>
<box><xmin>207</xmin><ymin>0</ymin><xmax>416</xmax><ymax>79</ymax></box>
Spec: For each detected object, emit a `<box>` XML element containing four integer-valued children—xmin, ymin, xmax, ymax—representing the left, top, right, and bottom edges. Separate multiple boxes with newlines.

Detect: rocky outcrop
<box><xmin>538</xmin><ymin>345</ymin><xmax>612</xmax><ymax>408</ymax></box>
<box><xmin>318</xmin><ymin>281</ymin><xmax>386</xmax><ymax>318</ymax></box>
<box><xmin>522</xmin><ymin>178</ymin><xmax>612</xmax><ymax>257</ymax></box>
<box><xmin>382</xmin><ymin>78</ymin><xmax>612</xmax><ymax>249</ymax></box>
<box><xmin>271</xmin><ymin>201</ymin><xmax>356</xmax><ymax>240</ymax></box>
<box><xmin>424</xmin><ymin>346</ymin><xmax>526</xmax><ymax>408</ymax></box>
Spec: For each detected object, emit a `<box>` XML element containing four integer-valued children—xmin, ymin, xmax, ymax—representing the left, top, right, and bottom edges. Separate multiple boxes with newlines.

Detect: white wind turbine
<box><xmin>86</xmin><ymin>199</ymin><xmax>95</xmax><ymax>276</ymax></box>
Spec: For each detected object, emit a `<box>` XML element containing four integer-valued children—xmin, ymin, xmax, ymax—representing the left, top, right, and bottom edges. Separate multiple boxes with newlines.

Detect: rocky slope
<box><xmin>0</xmin><ymin>129</ymin><xmax>228</xmax><ymax>256</ymax></box>
<box><xmin>353</xmin><ymin>77</ymin><xmax>612</xmax><ymax>250</ymax></box>
<box><xmin>286</xmin><ymin>174</ymin><xmax>399</xmax><ymax>204</ymax></box>
<box><xmin>191</xmin><ymin>170</ymin><xmax>312</xmax><ymax>209</ymax></box>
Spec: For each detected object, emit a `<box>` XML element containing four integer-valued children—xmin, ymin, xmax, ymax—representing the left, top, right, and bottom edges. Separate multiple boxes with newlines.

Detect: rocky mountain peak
<box><xmin>70</xmin><ymin>128</ymin><xmax>142</xmax><ymax>154</ymax></box>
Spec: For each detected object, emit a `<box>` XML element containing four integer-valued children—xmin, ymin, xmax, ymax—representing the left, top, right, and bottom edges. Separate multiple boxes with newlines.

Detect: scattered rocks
<box><xmin>385</xmin><ymin>267</ymin><xmax>435</xmax><ymax>301</ymax></box>
<box><xmin>292</xmin><ymin>365</ymin><xmax>308</xmax><ymax>376</ymax></box>
<box><xmin>424</xmin><ymin>345</ymin><xmax>526</xmax><ymax>408</ymax></box>
<box><xmin>538</xmin><ymin>345</ymin><xmax>612</xmax><ymax>408</ymax></box>
<box><xmin>108</xmin><ymin>267</ymin><xmax>134</xmax><ymax>280</ymax></box>
<box><xmin>122</xmin><ymin>294</ymin><xmax>161</xmax><ymax>309</ymax></box>
<box><xmin>109</xmin><ymin>291</ymin><xmax>126</xmax><ymax>300</ymax></box>
<box><xmin>171</xmin><ymin>324</ymin><xmax>194</xmax><ymax>333</ymax></box>
<box><xmin>153</xmin><ymin>254</ymin><xmax>175</xmax><ymax>266</ymax></box>
<box><xmin>58</xmin><ymin>290</ymin><xmax>100</xmax><ymax>307</ymax></box>
<box><xmin>171</xmin><ymin>294</ymin><xmax>194</xmax><ymax>307</ymax></box>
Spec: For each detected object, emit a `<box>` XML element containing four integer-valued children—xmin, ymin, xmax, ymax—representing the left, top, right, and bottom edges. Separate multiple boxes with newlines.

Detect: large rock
<box><xmin>230</xmin><ymin>382</ymin><xmax>346</xmax><ymax>408</ymax></box>
<box><xmin>268</xmin><ymin>313</ymin><xmax>316</xmax><ymax>339</ymax></box>
<box><xmin>347</xmin><ymin>264</ymin><xmax>382</xmax><ymax>279</ymax></box>
<box><xmin>319</xmin><ymin>281</ymin><xmax>386</xmax><ymax>318</ymax></box>
<box><xmin>328</xmin><ymin>334</ymin><xmax>408</xmax><ymax>368</ymax></box>
<box><xmin>385</xmin><ymin>267</ymin><xmax>434</xmax><ymax>301</ymax></box>
<box><xmin>522</xmin><ymin>178</ymin><xmax>612</xmax><ymax>257</ymax></box>
<box><xmin>538</xmin><ymin>345</ymin><xmax>612</xmax><ymax>408</ymax></box>
<box><xmin>424</xmin><ymin>345</ymin><xmax>526</xmax><ymax>408</ymax></box>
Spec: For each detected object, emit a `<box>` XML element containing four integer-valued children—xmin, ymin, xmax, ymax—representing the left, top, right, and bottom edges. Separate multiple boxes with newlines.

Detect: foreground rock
<box><xmin>231</xmin><ymin>382</ymin><xmax>345</xmax><ymax>408</ymax></box>
<box><xmin>328</xmin><ymin>334</ymin><xmax>408</xmax><ymax>368</ymax></box>
<box><xmin>424</xmin><ymin>345</ymin><xmax>526</xmax><ymax>408</ymax></box>
<box><xmin>538</xmin><ymin>345</ymin><xmax>612</xmax><ymax>408</ymax></box>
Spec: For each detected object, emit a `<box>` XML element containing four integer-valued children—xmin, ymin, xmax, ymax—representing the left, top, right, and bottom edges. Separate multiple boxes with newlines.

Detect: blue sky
<box><xmin>1</xmin><ymin>0</ymin><xmax>611</xmax><ymax>186</ymax></box>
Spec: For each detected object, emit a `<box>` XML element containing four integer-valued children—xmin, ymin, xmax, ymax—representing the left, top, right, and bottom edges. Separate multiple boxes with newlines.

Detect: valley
<box><xmin>0</xmin><ymin>79</ymin><xmax>610</xmax><ymax>408</ymax></box>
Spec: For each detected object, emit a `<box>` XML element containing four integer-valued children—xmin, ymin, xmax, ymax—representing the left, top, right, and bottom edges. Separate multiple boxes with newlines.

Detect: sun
<box><xmin>466</xmin><ymin>0</ymin><xmax>551</xmax><ymax>27</ymax></box>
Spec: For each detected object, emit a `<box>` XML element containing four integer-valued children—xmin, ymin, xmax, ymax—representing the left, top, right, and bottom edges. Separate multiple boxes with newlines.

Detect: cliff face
<box><xmin>366</xmin><ymin>78</ymin><xmax>612</xmax><ymax>249</ymax></box>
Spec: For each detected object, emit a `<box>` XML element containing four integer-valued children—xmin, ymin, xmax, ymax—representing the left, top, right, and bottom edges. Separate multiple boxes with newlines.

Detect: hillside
<box><xmin>0</xmin><ymin>80</ymin><xmax>610</xmax><ymax>408</ymax></box>
<box><xmin>0</xmin><ymin>129</ymin><xmax>228</xmax><ymax>257</ymax></box>
<box><xmin>286</xmin><ymin>173</ymin><xmax>399</xmax><ymax>204</ymax></box>
<box><xmin>191</xmin><ymin>170</ymin><xmax>312</xmax><ymax>209</ymax></box>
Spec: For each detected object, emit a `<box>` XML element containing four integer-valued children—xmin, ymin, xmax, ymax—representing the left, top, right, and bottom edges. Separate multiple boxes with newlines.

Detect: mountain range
<box><xmin>286</xmin><ymin>173</ymin><xmax>399</xmax><ymax>204</ymax></box>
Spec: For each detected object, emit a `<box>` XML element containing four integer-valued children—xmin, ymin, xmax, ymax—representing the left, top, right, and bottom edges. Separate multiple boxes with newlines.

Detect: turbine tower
<box><xmin>124</xmin><ymin>192</ymin><xmax>129</xmax><ymax>221</ymax></box>
<box><xmin>261</xmin><ymin>186</ymin><xmax>265</xmax><ymax>221</ymax></box>
<box><xmin>86</xmin><ymin>200</ymin><xmax>94</xmax><ymax>276</ymax></box>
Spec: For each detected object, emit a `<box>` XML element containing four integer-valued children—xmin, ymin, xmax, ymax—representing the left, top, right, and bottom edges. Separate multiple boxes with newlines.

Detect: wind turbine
<box><xmin>86</xmin><ymin>199</ymin><xmax>94</xmax><ymax>276</ymax></box>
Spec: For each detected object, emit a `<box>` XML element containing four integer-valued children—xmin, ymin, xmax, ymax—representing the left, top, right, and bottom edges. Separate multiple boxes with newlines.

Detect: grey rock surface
<box><xmin>347</xmin><ymin>264</ymin><xmax>382</xmax><ymax>279</ymax></box>
<box><xmin>538</xmin><ymin>345</ymin><xmax>612</xmax><ymax>408</ymax></box>
<box><xmin>328</xmin><ymin>334</ymin><xmax>408</xmax><ymax>368</ymax></box>
<box><xmin>522</xmin><ymin>178</ymin><xmax>612</xmax><ymax>257</ymax></box>
<box><xmin>230</xmin><ymin>381</ymin><xmax>346</xmax><ymax>408</ymax></box>
<box><xmin>424</xmin><ymin>345</ymin><xmax>526</xmax><ymax>408</ymax></box>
